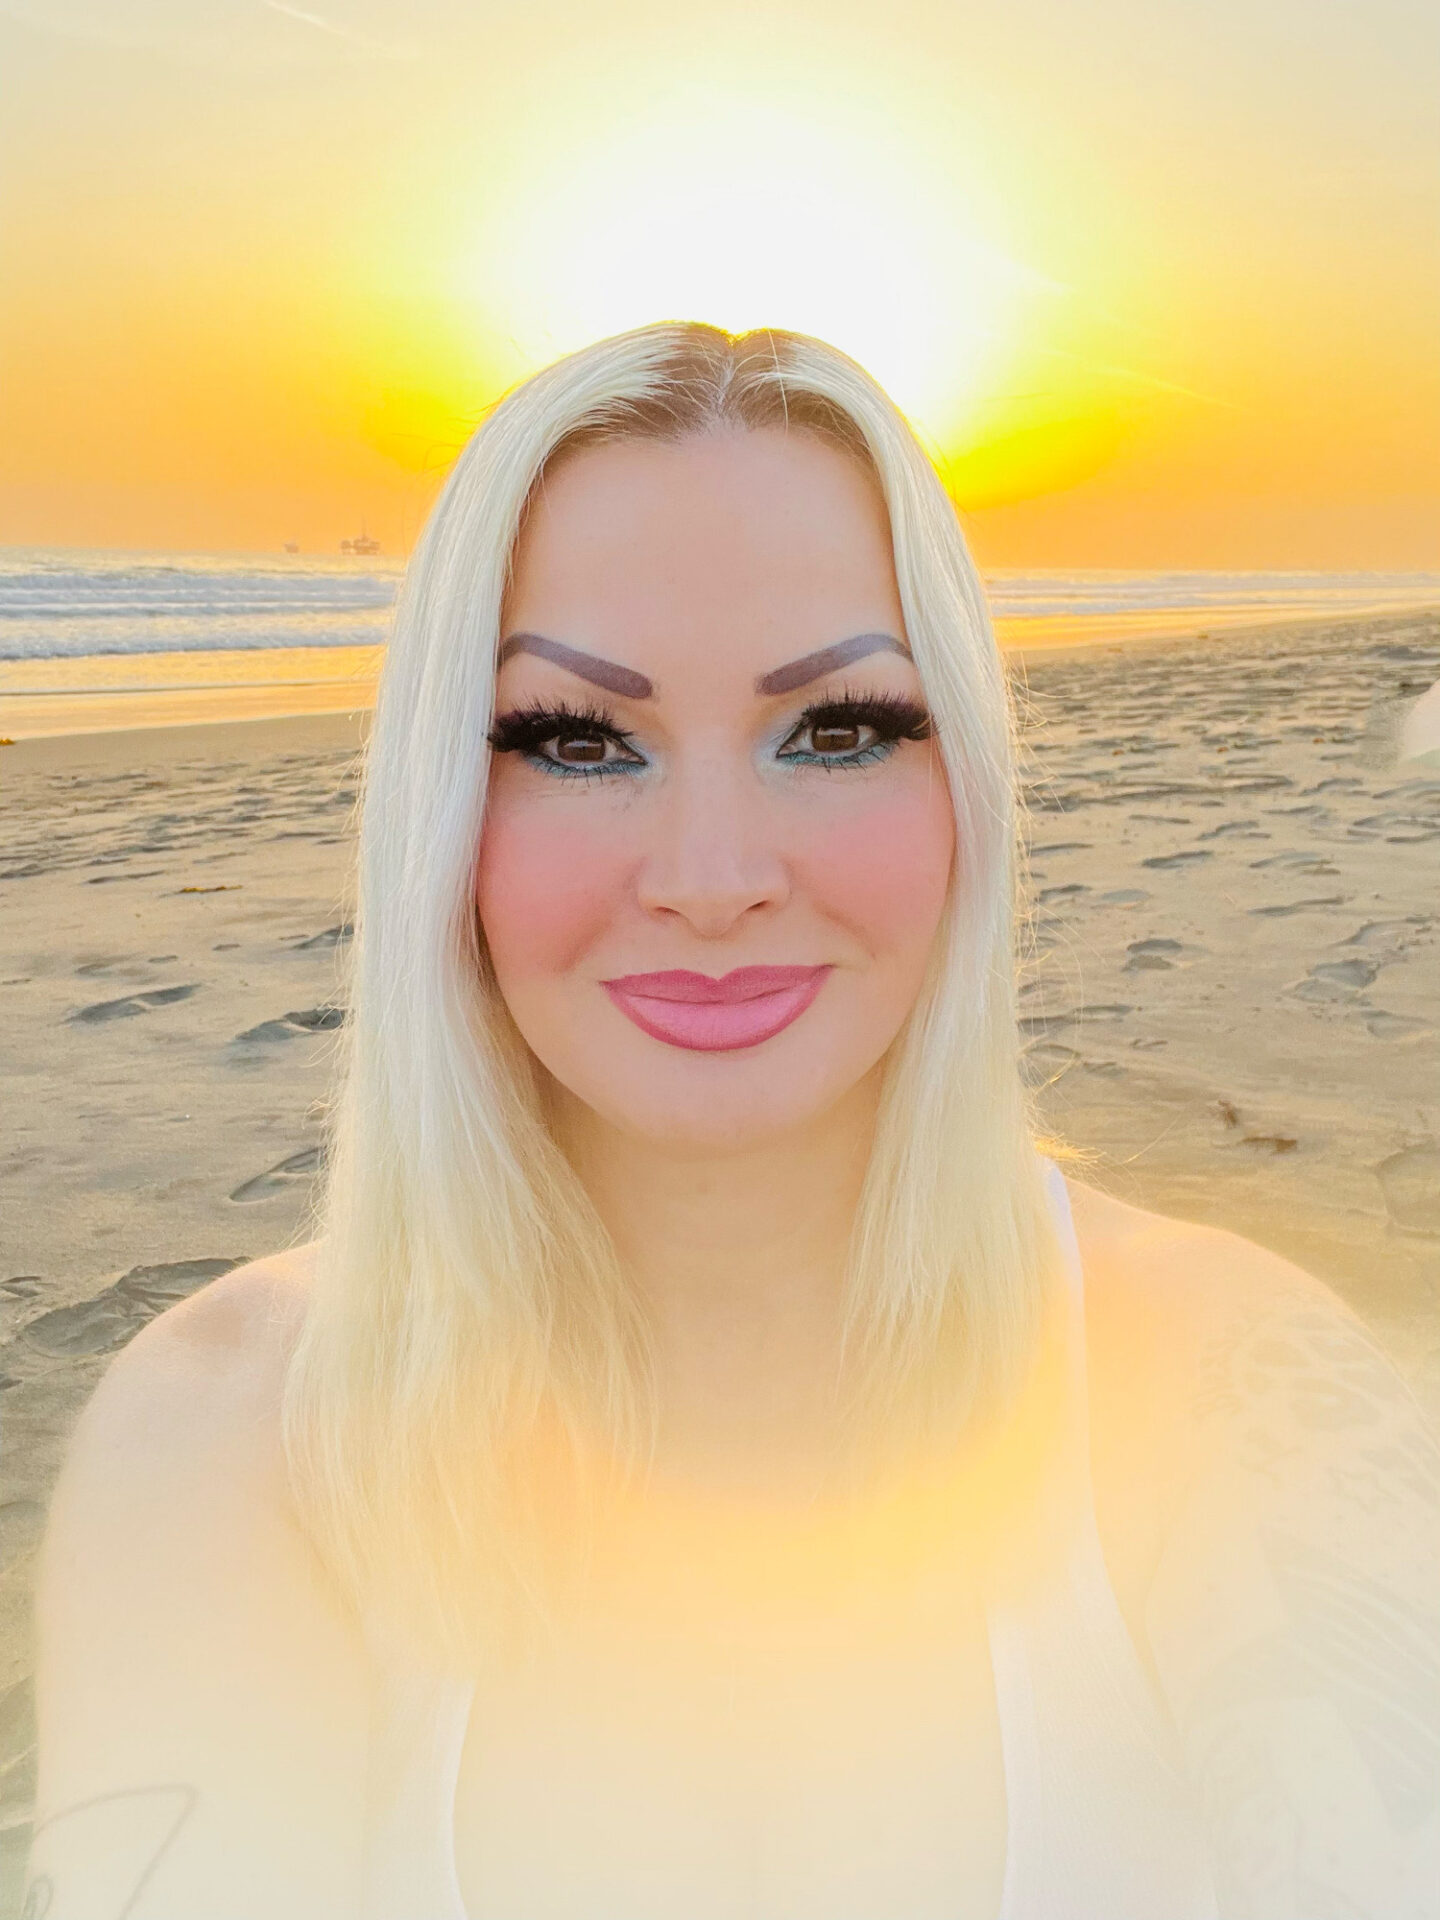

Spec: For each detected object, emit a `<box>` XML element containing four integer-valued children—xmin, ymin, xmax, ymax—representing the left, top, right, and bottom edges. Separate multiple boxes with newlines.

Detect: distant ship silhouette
<box><xmin>341</xmin><ymin>522</ymin><xmax>381</xmax><ymax>556</ymax></box>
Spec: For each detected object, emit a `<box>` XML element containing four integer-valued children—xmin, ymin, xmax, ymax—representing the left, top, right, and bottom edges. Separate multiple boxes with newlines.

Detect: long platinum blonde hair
<box><xmin>282</xmin><ymin>321</ymin><xmax>1063</xmax><ymax>1662</ymax></box>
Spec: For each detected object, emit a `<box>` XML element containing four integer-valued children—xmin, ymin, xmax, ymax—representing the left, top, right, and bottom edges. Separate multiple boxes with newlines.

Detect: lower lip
<box><xmin>603</xmin><ymin>969</ymin><xmax>831</xmax><ymax>1052</ymax></box>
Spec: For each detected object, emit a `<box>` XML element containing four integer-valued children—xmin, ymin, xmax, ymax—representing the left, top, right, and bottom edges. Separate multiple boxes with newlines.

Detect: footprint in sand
<box><xmin>1345</xmin><ymin>917</ymin><xmax>1431</xmax><ymax>949</ymax></box>
<box><xmin>21</xmin><ymin>1257</ymin><xmax>248</xmax><ymax>1357</ymax></box>
<box><xmin>1363</xmin><ymin>1011</ymin><xmax>1436</xmax><ymax>1040</ymax></box>
<box><xmin>234</xmin><ymin>1005</ymin><xmax>347</xmax><ymax>1044</ymax></box>
<box><xmin>70</xmin><ymin>984</ymin><xmax>201</xmax><ymax>1024</ymax></box>
<box><xmin>1020</xmin><ymin>1004</ymin><xmax>1132</xmax><ymax>1040</ymax></box>
<box><xmin>293</xmin><ymin>923</ymin><xmax>354</xmax><ymax>950</ymax></box>
<box><xmin>1094</xmin><ymin>889</ymin><xmax>1150</xmax><ymax>908</ymax></box>
<box><xmin>229</xmin><ymin>1146</ymin><xmax>326</xmax><ymax>1203</ymax></box>
<box><xmin>1301</xmin><ymin>777</ymin><xmax>1365</xmax><ymax>797</ymax></box>
<box><xmin>1123</xmin><ymin>938</ymin><xmax>1206</xmax><ymax>972</ymax></box>
<box><xmin>1376</xmin><ymin>1145</ymin><xmax>1440</xmax><ymax>1237</ymax></box>
<box><xmin>1289</xmin><ymin>958</ymin><xmax>1380</xmax><ymax>1002</ymax></box>
<box><xmin>1248</xmin><ymin>896</ymin><xmax>1349</xmax><ymax>917</ymax></box>
<box><xmin>1197</xmin><ymin>819</ymin><xmax>1269</xmax><ymax>841</ymax></box>
<box><xmin>1249</xmin><ymin>851</ymin><xmax>1341</xmax><ymax>876</ymax></box>
<box><xmin>1140</xmin><ymin>851</ymin><xmax>1213</xmax><ymax>870</ymax></box>
<box><xmin>1347</xmin><ymin>815</ymin><xmax>1440</xmax><ymax>845</ymax></box>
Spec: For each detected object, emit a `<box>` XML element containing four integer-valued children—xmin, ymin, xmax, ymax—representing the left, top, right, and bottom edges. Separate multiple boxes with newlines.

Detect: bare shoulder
<box><xmin>1062</xmin><ymin>1176</ymin><xmax>1437</xmax><ymax>1620</ymax></box>
<box><xmin>138</xmin><ymin>1238</ymin><xmax>318</xmax><ymax>1367</ymax></box>
<box><xmin>1065</xmin><ymin>1171</ymin><xmax>1436</xmax><ymax>1436</ymax></box>
<box><xmin>64</xmin><ymin>1243</ymin><xmax>319</xmax><ymax>1476</ymax></box>
<box><xmin>40</xmin><ymin>1243</ymin><xmax>328</xmax><ymax>1640</ymax></box>
<box><xmin>1065</xmin><ymin>1180</ymin><xmax>1440</xmax><ymax>1911</ymax></box>
<box><xmin>1065</xmin><ymin>1170</ymin><xmax>1434</xmax><ymax>1467</ymax></box>
<box><xmin>33</xmin><ymin>1243</ymin><xmax>370</xmax><ymax>1913</ymax></box>
<box><xmin>1066</xmin><ymin>1173</ymin><xmax>1346</xmax><ymax>1314</ymax></box>
<box><xmin>1063</xmin><ymin>1173</ymin><xmax>1389</xmax><ymax>1410</ymax></box>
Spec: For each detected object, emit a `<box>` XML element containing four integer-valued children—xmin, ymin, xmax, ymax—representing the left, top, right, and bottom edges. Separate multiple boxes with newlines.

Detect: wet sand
<box><xmin>0</xmin><ymin>644</ymin><xmax>384</xmax><ymax>740</ymax></box>
<box><xmin>1</xmin><ymin>609</ymin><xmax>1438</xmax><ymax>1902</ymax></box>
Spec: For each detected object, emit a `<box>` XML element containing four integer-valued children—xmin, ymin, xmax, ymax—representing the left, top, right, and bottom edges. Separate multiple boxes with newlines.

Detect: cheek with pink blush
<box><xmin>781</xmin><ymin>780</ymin><xmax>956</xmax><ymax>962</ymax></box>
<box><xmin>476</xmin><ymin>798</ymin><xmax>640</xmax><ymax>982</ymax></box>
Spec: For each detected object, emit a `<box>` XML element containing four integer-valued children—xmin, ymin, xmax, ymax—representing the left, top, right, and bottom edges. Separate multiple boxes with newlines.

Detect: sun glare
<box><xmin>456</xmin><ymin>96</ymin><xmax>1052</xmax><ymax>454</ymax></box>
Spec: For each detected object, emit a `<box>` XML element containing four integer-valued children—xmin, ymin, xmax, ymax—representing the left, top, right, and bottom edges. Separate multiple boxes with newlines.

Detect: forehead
<box><xmin>502</xmin><ymin>427</ymin><xmax>904</xmax><ymax>659</ymax></box>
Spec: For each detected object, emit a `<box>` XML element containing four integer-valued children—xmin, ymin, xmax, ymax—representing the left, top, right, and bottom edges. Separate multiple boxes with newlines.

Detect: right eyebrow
<box><xmin>497</xmin><ymin>632</ymin><xmax>655</xmax><ymax>701</ymax></box>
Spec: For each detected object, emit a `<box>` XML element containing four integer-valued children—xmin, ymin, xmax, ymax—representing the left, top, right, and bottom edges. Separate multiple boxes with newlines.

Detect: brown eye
<box><xmin>811</xmin><ymin>722</ymin><xmax>864</xmax><ymax>754</ymax></box>
<box><xmin>488</xmin><ymin>703</ymin><xmax>644</xmax><ymax>776</ymax></box>
<box><xmin>775</xmin><ymin>695</ymin><xmax>930</xmax><ymax>767</ymax></box>
<box><xmin>553</xmin><ymin>732</ymin><xmax>608</xmax><ymax>764</ymax></box>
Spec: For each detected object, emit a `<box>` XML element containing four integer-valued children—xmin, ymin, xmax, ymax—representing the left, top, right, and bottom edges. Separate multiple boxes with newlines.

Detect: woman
<box><xmin>31</xmin><ymin>323</ymin><xmax>1439</xmax><ymax>1918</ymax></box>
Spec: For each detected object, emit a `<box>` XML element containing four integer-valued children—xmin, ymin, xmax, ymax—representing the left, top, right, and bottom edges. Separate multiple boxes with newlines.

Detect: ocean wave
<box><xmin>2</xmin><ymin>550</ymin><xmax>1438</xmax><ymax>662</ymax></box>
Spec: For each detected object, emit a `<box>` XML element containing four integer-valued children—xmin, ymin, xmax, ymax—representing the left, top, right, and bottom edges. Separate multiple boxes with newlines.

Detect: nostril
<box><xmin>634</xmin><ymin>781</ymin><xmax>791</xmax><ymax>930</ymax></box>
<box><xmin>636</xmin><ymin>866</ymin><xmax>790</xmax><ymax>935</ymax></box>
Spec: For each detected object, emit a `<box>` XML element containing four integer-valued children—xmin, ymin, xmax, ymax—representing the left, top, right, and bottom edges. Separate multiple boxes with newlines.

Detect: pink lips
<box><xmin>602</xmin><ymin>965</ymin><xmax>832</xmax><ymax>1052</ymax></box>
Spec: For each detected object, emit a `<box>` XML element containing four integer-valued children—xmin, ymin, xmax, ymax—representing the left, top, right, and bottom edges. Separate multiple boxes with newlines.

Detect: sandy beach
<box><xmin>2</xmin><ymin>607</ymin><xmax>1438</xmax><ymax>1903</ymax></box>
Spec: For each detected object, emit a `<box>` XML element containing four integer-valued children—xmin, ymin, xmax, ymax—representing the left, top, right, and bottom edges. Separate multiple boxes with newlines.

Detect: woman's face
<box><xmin>476</xmin><ymin>426</ymin><xmax>956</xmax><ymax>1151</ymax></box>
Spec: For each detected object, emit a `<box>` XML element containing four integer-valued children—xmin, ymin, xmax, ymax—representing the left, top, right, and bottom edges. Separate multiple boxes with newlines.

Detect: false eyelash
<box><xmin>782</xmin><ymin>689</ymin><xmax>933</xmax><ymax>748</ymax></box>
<box><xmin>486</xmin><ymin>697</ymin><xmax>636</xmax><ymax>756</ymax></box>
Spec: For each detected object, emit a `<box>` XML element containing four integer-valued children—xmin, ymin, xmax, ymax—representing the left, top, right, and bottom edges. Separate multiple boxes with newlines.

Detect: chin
<box><xmin>619</xmin><ymin>1101</ymin><xmax>830</xmax><ymax>1155</ymax></box>
<box><xmin>550</xmin><ymin>1045</ymin><xmax>883</xmax><ymax>1157</ymax></box>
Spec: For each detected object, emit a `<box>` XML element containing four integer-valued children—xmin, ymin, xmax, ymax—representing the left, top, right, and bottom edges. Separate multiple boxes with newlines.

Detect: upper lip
<box><xmin>601</xmin><ymin>966</ymin><xmax>829</xmax><ymax>1003</ymax></box>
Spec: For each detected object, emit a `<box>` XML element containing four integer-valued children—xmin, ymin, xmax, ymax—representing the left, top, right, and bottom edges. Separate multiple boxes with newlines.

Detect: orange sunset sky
<box><xmin>0</xmin><ymin>0</ymin><xmax>1436</xmax><ymax>568</ymax></box>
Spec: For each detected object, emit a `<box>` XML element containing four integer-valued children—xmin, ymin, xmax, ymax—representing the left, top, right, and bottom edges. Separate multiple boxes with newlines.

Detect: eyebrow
<box><xmin>497</xmin><ymin>632</ymin><xmax>655</xmax><ymax>700</ymax></box>
<box><xmin>755</xmin><ymin>632</ymin><xmax>911</xmax><ymax>696</ymax></box>
<box><xmin>496</xmin><ymin>627</ymin><xmax>912</xmax><ymax>703</ymax></box>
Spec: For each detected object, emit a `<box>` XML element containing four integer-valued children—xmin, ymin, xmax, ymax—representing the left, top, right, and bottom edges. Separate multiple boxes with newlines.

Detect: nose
<box><xmin>635</xmin><ymin>750</ymin><xmax>790</xmax><ymax>938</ymax></box>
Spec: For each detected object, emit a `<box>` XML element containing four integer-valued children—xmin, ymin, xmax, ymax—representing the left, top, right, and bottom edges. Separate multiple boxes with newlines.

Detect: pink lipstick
<box><xmin>602</xmin><ymin>965</ymin><xmax>832</xmax><ymax>1052</ymax></box>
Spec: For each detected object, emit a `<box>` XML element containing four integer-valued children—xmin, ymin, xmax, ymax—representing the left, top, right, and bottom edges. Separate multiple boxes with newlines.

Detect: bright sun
<box><xmin>458</xmin><ymin>95</ymin><xmax>1051</xmax><ymax>452</ymax></box>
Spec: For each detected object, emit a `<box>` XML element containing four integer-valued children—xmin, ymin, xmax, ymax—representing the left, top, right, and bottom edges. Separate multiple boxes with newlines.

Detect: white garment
<box><xmin>360</xmin><ymin>1162</ymin><xmax>1219</xmax><ymax>1919</ymax></box>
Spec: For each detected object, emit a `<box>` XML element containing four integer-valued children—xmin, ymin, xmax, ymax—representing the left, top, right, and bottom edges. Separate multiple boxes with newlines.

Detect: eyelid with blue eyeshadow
<box><xmin>487</xmin><ymin>690</ymin><xmax>933</xmax><ymax>781</ymax></box>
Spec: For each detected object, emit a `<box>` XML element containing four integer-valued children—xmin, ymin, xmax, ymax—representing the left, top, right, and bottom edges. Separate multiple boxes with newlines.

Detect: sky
<box><xmin>0</xmin><ymin>0</ymin><xmax>1436</xmax><ymax>567</ymax></box>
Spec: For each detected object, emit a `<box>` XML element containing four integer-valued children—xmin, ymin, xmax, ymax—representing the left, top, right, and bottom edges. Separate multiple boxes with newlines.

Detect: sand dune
<box><xmin>1</xmin><ymin>611</ymin><xmax>1437</xmax><ymax>1907</ymax></box>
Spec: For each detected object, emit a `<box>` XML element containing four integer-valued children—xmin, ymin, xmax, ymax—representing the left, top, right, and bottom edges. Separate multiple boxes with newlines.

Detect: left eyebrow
<box><xmin>755</xmin><ymin>632</ymin><xmax>911</xmax><ymax>697</ymax></box>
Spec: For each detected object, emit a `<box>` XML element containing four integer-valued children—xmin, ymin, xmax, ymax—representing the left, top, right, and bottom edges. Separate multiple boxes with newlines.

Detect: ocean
<box><xmin>3</xmin><ymin>549</ymin><xmax>1440</xmax><ymax>663</ymax></box>
<box><xmin>0</xmin><ymin>550</ymin><xmax>404</xmax><ymax>662</ymax></box>
<box><xmin>2</xmin><ymin>549</ymin><xmax>1437</xmax><ymax>740</ymax></box>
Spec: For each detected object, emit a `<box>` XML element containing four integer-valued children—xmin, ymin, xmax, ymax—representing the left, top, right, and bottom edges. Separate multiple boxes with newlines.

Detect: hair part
<box><xmin>281</xmin><ymin>321</ymin><xmax>1064</xmax><ymax>1664</ymax></box>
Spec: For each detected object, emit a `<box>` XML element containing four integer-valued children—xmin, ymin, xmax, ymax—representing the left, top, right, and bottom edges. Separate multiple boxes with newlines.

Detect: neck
<box><xmin>553</xmin><ymin>1075</ymin><xmax>881</xmax><ymax>1497</ymax></box>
